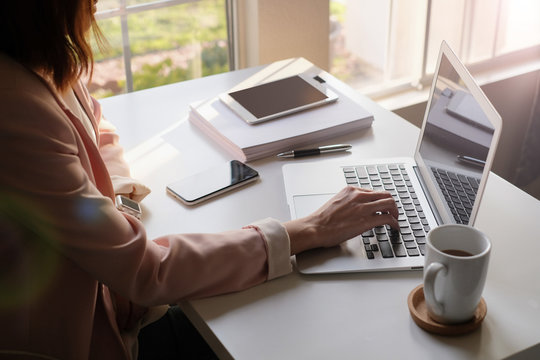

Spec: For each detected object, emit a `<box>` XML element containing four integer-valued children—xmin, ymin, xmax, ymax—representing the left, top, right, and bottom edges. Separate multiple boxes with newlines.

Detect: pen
<box><xmin>457</xmin><ymin>155</ymin><xmax>485</xmax><ymax>168</ymax></box>
<box><xmin>277</xmin><ymin>144</ymin><xmax>352</xmax><ymax>158</ymax></box>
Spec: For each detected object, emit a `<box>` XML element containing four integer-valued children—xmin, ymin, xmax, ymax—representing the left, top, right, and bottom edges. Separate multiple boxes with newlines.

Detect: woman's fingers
<box><xmin>319</xmin><ymin>187</ymin><xmax>399</xmax><ymax>242</ymax></box>
<box><xmin>365</xmin><ymin>211</ymin><xmax>400</xmax><ymax>231</ymax></box>
<box><xmin>361</xmin><ymin>197</ymin><xmax>399</xmax><ymax>221</ymax></box>
<box><xmin>347</xmin><ymin>188</ymin><xmax>399</xmax><ymax>219</ymax></box>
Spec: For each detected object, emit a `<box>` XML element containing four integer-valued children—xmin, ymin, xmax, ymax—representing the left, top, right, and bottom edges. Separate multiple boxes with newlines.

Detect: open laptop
<box><xmin>282</xmin><ymin>41</ymin><xmax>502</xmax><ymax>274</ymax></box>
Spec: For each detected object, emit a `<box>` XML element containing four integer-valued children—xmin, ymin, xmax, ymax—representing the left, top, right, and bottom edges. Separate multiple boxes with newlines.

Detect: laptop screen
<box><xmin>415</xmin><ymin>42</ymin><xmax>501</xmax><ymax>226</ymax></box>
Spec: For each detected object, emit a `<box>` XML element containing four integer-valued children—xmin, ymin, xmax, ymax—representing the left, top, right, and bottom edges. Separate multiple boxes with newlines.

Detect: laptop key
<box><xmin>402</xmin><ymin>234</ymin><xmax>415</xmax><ymax>241</ymax></box>
<box><xmin>404</xmin><ymin>241</ymin><xmax>417</xmax><ymax>249</ymax></box>
<box><xmin>355</xmin><ymin>166</ymin><xmax>368</xmax><ymax>178</ymax></box>
<box><xmin>367</xmin><ymin>166</ymin><xmax>378</xmax><ymax>175</ymax></box>
<box><xmin>401</xmin><ymin>198</ymin><xmax>413</xmax><ymax>205</ymax></box>
<box><xmin>377</xmin><ymin>234</ymin><xmax>389</xmax><ymax>241</ymax></box>
<box><xmin>400</xmin><ymin>228</ymin><xmax>412</xmax><ymax>235</ymax></box>
<box><xmin>411</xmin><ymin>223</ymin><xmax>423</xmax><ymax>231</ymax></box>
<box><xmin>379</xmin><ymin>241</ymin><xmax>394</xmax><ymax>258</ymax></box>
<box><xmin>389</xmin><ymin>230</ymin><xmax>401</xmax><ymax>244</ymax></box>
<box><xmin>362</xmin><ymin>230</ymin><xmax>374</xmax><ymax>237</ymax></box>
<box><xmin>415</xmin><ymin>236</ymin><xmax>426</xmax><ymax>245</ymax></box>
<box><xmin>392</xmin><ymin>244</ymin><xmax>407</xmax><ymax>257</ymax></box>
<box><xmin>375</xmin><ymin>226</ymin><xmax>386</xmax><ymax>234</ymax></box>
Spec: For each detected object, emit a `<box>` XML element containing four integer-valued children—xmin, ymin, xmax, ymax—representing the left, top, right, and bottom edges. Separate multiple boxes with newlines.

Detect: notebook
<box><xmin>282</xmin><ymin>41</ymin><xmax>502</xmax><ymax>274</ymax></box>
<box><xmin>189</xmin><ymin>58</ymin><xmax>374</xmax><ymax>162</ymax></box>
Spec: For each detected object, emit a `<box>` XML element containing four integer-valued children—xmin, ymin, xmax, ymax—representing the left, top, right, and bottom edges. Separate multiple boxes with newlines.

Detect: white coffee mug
<box><xmin>423</xmin><ymin>224</ymin><xmax>491</xmax><ymax>324</ymax></box>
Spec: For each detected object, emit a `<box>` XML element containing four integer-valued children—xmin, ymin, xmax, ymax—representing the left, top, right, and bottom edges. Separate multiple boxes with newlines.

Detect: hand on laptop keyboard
<box><xmin>345</xmin><ymin>164</ymin><xmax>431</xmax><ymax>259</ymax></box>
<box><xmin>284</xmin><ymin>186</ymin><xmax>399</xmax><ymax>255</ymax></box>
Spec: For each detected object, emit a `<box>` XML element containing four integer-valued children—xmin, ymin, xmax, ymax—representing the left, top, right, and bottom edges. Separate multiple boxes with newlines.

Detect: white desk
<box><xmin>100</xmin><ymin>64</ymin><xmax>540</xmax><ymax>360</ymax></box>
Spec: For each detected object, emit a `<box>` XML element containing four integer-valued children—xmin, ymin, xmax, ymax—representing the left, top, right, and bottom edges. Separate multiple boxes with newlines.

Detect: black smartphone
<box><xmin>166</xmin><ymin>160</ymin><xmax>259</xmax><ymax>205</ymax></box>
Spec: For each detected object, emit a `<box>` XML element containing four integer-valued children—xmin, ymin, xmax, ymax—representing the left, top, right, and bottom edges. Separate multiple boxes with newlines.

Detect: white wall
<box><xmin>236</xmin><ymin>0</ymin><xmax>329</xmax><ymax>71</ymax></box>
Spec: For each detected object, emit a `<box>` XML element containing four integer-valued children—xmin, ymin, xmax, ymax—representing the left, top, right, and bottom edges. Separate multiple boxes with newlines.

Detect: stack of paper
<box><xmin>188</xmin><ymin>59</ymin><xmax>375</xmax><ymax>162</ymax></box>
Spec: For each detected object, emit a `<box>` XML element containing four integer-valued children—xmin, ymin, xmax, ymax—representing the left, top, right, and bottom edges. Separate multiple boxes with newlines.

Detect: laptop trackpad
<box><xmin>292</xmin><ymin>193</ymin><xmax>335</xmax><ymax>218</ymax></box>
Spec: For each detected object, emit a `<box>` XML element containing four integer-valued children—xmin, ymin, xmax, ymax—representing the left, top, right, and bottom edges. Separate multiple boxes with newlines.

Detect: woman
<box><xmin>0</xmin><ymin>1</ymin><xmax>398</xmax><ymax>359</ymax></box>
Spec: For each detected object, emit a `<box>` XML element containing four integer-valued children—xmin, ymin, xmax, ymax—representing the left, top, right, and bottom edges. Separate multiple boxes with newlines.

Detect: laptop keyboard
<box><xmin>343</xmin><ymin>164</ymin><xmax>430</xmax><ymax>259</ymax></box>
<box><xmin>430</xmin><ymin>167</ymin><xmax>479</xmax><ymax>224</ymax></box>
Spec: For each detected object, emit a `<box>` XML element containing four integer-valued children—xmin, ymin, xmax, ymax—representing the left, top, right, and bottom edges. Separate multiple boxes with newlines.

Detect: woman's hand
<box><xmin>284</xmin><ymin>186</ymin><xmax>399</xmax><ymax>255</ymax></box>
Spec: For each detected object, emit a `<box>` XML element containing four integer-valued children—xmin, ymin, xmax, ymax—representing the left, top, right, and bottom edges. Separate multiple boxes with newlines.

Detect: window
<box><xmin>90</xmin><ymin>1</ymin><xmax>539</xmax><ymax>101</ymax></box>
<box><xmin>87</xmin><ymin>0</ymin><xmax>231</xmax><ymax>98</ymax></box>
<box><xmin>330</xmin><ymin>0</ymin><xmax>540</xmax><ymax>99</ymax></box>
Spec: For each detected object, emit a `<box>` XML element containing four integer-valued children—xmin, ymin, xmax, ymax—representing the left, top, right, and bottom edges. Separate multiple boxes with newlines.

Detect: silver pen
<box><xmin>277</xmin><ymin>144</ymin><xmax>352</xmax><ymax>158</ymax></box>
<box><xmin>457</xmin><ymin>155</ymin><xmax>485</xmax><ymax>168</ymax></box>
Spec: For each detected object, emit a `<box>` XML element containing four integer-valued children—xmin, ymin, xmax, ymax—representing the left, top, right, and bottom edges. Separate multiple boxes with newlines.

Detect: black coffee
<box><xmin>442</xmin><ymin>249</ymin><xmax>473</xmax><ymax>257</ymax></box>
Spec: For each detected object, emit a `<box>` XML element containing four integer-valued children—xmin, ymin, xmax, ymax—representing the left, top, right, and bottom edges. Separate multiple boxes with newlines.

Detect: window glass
<box><xmin>87</xmin><ymin>17</ymin><xmax>127</xmax><ymax>98</ymax></box>
<box><xmin>497</xmin><ymin>0</ymin><xmax>540</xmax><ymax>55</ymax></box>
<box><xmin>97</xmin><ymin>0</ymin><xmax>119</xmax><ymax>11</ymax></box>
<box><xmin>330</xmin><ymin>0</ymin><xmax>428</xmax><ymax>92</ymax></box>
<box><xmin>468</xmin><ymin>0</ymin><xmax>499</xmax><ymax>63</ymax></box>
<box><xmin>331</xmin><ymin>0</ymin><xmax>388</xmax><ymax>90</ymax></box>
<box><xmin>387</xmin><ymin>0</ymin><xmax>427</xmax><ymax>81</ymax></box>
<box><xmin>426</xmin><ymin>0</ymin><xmax>465</xmax><ymax>74</ymax></box>
<box><xmin>88</xmin><ymin>0</ymin><xmax>229</xmax><ymax>98</ymax></box>
<box><xmin>127</xmin><ymin>2</ymin><xmax>228</xmax><ymax>91</ymax></box>
<box><xmin>331</xmin><ymin>0</ymin><xmax>540</xmax><ymax>97</ymax></box>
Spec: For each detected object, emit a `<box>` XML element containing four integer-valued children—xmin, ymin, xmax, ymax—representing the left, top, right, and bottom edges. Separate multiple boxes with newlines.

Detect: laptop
<box><xmin>282</xmin><ymin>41</ymin><xmax>502</xmax><ymax>274</ymax></box>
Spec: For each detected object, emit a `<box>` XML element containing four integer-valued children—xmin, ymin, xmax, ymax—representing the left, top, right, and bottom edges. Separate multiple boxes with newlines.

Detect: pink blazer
<box><xmin>0</xmin><ymin>54</ymin><xmax>291</xmax><ymax>359</ymax></box>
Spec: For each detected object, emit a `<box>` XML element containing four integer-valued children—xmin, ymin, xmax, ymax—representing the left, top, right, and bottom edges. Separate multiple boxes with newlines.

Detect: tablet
<box><xmin>219</xmin><ymin>74</ymin><xmax>339</xmax><ymax>124</ymax></box>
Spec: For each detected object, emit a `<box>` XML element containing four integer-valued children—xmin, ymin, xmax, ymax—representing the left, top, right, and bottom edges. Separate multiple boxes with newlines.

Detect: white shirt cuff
<box><xmin>110</xmin><ymin>175</ymin><xmax>151</xmax><ymax>202</ymax></box>
<box><xmin>250</xmin><ymin>218</ymin><xmax>292</xmax><ymax>280</ymax></box>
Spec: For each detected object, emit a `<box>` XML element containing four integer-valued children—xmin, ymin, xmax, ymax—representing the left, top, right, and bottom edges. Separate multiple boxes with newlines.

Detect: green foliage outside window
<box><xmin>91</xmin><ymin>0</ymin><xmax>228</xmax><ymax>97</ymax></box>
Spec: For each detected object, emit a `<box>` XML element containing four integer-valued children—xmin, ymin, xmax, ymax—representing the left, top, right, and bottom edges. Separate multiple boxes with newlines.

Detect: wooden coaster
<box><xmin>407</xmin><ymin>284</ymin><xmax>487</xmax><ymax>336</ymax></box>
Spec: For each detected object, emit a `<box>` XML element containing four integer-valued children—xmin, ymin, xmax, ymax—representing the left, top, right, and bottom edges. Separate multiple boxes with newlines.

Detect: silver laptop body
<box><xmin>282</xmin><ymin>41</ymin><xmax>503</xmax><ymax>274</ymax></box>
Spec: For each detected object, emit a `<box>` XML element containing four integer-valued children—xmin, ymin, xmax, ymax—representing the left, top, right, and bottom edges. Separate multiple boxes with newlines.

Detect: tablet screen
<box><xmin>227</xmin><ymin>75</ymin><xmax>329</xmax><ymax>119</ymax></box>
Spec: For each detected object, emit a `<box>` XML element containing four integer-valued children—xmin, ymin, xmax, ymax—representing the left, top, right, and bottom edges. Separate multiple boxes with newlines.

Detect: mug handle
<box><xmin>424</xmin><ymin>262</ymin><xmax>447</xmax><ymax>316</ymax></box>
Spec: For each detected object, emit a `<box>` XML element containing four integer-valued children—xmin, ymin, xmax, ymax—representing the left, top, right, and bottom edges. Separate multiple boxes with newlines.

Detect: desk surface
<box><xmin>100</xmin><ymin>63</ymin><xmax>540</xmax><ymax>360</ymax></box>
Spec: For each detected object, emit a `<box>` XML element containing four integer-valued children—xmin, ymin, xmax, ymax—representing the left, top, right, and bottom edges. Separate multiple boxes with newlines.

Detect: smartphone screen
<box><xmin>166</xmin><ymin>160</ymin><xmax>259</xmax><ymax>205</ymax></box>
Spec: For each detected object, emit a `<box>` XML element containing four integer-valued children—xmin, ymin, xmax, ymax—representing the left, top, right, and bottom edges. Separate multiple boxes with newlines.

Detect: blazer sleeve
<box><xmin>0</xmin><ymin>84</ymin><xmax>292</xmax><ymax>306</ymax></box>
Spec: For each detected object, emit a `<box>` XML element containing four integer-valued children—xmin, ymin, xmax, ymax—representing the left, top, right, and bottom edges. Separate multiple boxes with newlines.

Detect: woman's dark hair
<box><xmin>0</xmin><ymin>1</ymin><xmax>103</xmax><ymax>91</ymax></box>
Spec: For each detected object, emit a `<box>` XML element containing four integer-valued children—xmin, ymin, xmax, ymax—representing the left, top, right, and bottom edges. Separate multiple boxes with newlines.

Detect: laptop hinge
<box><xmin>413</xmin><ymin>166</ymin><xmax>443</xmax><ymax>226</ymax></box>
